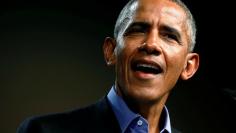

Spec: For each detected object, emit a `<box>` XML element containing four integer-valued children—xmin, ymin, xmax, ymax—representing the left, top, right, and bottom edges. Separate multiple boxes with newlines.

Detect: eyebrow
<box><xmin>125</xmin><ymin>21</ymin><xmax>150</xmax><ymax>31</ymax></box>
<box><xmin>129</xmin><ymin>21</ymin><xmax>150</xmax><ymax>28</ymax></box>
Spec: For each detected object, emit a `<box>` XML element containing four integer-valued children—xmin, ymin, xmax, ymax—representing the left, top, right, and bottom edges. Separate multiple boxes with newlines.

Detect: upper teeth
<box><xmin>137</xmin><ymin>64</ymin><xmax>157</xmax><ymax>69</ymax></box>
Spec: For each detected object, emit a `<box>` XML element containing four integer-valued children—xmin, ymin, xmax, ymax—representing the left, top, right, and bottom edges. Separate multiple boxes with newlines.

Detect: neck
<box><xmin>115</xmin><ymin>84</ymin><xmax>169</xmax><ymax>133</ymax></box>
<box><xmin>134</xmin><ymin>94</ymin><xmax>169</xmax><ymax>133</ymax></box>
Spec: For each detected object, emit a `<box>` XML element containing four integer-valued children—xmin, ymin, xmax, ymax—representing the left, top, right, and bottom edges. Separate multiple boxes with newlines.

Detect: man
<box><xmin>17</xmin><ymin>0</ymin><xmax>199</xmax><ymax>132</ymax></box>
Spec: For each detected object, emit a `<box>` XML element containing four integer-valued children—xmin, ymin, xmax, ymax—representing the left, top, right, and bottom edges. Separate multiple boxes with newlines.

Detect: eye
<box><xmin>162</xmin><ymin>33</ymin><xmax>178</xmax><ymax>41</ymax></box>
<box><xmin>160</xmin><ymin>31</ymin><xmax>182</xmax><ymax>45</ymax></box>
<box><xmin>159</xmin><ymin>25</ymin><xmax>182</xmax><ymax>44</ymax></box>
<box><xmin>124</xmin><ymin>26</ymin><xmax>146</xmax><ymax>36</ymax></box>
<box><xmin>124</xmin><ymin>22</ymin><xmax>149</xmax><ymax>37</ymax></box>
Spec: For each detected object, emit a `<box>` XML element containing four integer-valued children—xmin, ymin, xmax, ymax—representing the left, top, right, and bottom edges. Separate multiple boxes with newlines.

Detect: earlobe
<box><xmin>103</xmin><ymin>37</ymin><xmax>117</xmax><ymax>66</ymax></box>
<box><xmin>180</xmin><ymin>53</ymin><xmax>200</xmax><ymax>80</ymax></box>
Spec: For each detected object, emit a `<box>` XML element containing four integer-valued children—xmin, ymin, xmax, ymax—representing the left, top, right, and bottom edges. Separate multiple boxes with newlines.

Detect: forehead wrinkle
<box><xmin>135</xmin><ymin>0</ymin><xmax>161</xmax><ymax>18</ymax></box>
<box><xmin>161</xmin><ymin>3</ymin><xmax>187</xmax><ymax>26</ymax></box>
<box><xmin>134</xmin><ymin>0</ymin><xmax>186</xmax><ymax>24</ymax></box>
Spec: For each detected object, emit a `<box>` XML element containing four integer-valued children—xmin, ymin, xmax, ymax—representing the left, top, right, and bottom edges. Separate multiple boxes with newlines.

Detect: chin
<box><xmin>125</xmin><ymin>85</ymin><xmax>168</xmax><ymax>104</ymax></box>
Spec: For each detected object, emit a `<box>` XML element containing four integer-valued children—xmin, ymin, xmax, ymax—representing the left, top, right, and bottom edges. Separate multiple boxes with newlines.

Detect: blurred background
<box><xmin>0</xmin><ymin>0</ymin><xmax>235</xmax><ymax>133</ymax></box>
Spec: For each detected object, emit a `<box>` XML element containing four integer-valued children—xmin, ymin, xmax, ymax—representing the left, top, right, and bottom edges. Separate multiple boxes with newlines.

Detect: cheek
<box><xmin>163</xmin><ymin>45</ymin><xmax>187</xmax><ymax>75</ymax></box>
<box><xmin>116</xmin><ymin>44</ymin><xmax>137</xmax><ymax>79</ymax></box>
<box><xmin>164</xmin><ymin>53</ymin><xmax>186</xmax><ymax>90</ymax></box>
<box><xmin>117</xmin><ymin>43</ymin><xmax>137</xmax><ymax>63</ymax></box>
<box><xmin>116</xmin><ymin>46</ymin><xmax>132</xmax><ymax>77</ymax></box>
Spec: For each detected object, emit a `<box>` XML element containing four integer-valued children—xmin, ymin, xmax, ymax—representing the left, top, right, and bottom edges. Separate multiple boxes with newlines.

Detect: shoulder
<box><xmin>17</xmin><ymin>106</ymin><xmax>93</xmax><ymax>133</ymax></box>
<box><xmin>172</xmin><ymin>127</ymin><xmax>182</xmax><ymax>133</ymax></box>
<box><xmin>16</xmin><ymin>99</ymin><xmax>100</xmax><ymax>133</ymax></box>
<box><xmin>17</xmin><ymin>97</ymin><xmax>120</xmax><ymax>133</ymax></box>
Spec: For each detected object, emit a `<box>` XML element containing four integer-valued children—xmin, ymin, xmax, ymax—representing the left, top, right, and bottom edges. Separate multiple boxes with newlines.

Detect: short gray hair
<box><xmin>114</xmin><ymin>0</ymin><xmax>197</xmax><ymax>52</ymax></box>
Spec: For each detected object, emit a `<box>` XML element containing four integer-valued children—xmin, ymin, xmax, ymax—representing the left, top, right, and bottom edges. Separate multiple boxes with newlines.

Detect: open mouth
<box><xmin>131</xmin><ymin>59</ymin><xmax>163</xmax><ymax>75</ymax></box>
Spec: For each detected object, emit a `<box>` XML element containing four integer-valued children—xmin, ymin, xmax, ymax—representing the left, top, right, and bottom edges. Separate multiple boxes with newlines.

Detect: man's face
<box><xmin>106</xmin><ymin>0</ymin><xmax>196</xmax><ymax>103</ymax></box>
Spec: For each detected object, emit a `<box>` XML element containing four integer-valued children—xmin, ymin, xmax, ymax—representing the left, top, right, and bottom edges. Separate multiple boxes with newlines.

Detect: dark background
<box><xmin>0</xmin><ymin>0</ymin><xmax>235</xmax><ymax>133</ymax></box>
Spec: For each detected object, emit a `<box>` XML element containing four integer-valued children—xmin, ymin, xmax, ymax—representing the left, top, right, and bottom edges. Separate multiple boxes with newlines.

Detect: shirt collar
<box><xmin>160</xmin><ymin>106</ymin><xmax>172</xmax><ymax>133</ymax></box>
<box><xmin>107</xmin><ymin>86</ymin><xmax>139</xmax><ymax>133</ymax></box>
<box><xmin>107</xmin><ymin>86</ymin><xmax>172</xmax><ymax>133</ymax></box>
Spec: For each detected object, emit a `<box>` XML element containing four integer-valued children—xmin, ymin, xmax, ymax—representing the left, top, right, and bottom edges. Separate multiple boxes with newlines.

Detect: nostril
<box><xmin>138</xmin><ymin>42</ymin><xmax>161</xmax><ymax>55</ymax></box>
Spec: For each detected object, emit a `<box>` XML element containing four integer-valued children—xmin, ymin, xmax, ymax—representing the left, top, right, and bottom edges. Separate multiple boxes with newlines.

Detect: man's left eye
<box><xmin>162</xmin><ymin>33</ymin><xmax>180</xmax><ymax>43</ymax></box>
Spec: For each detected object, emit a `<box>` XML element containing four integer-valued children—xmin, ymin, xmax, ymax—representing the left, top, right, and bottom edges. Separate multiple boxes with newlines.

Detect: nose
<box><xmin>138</xmin><ymin>30</ymin><xmax>162</xmax><ymax>55</ymax></box>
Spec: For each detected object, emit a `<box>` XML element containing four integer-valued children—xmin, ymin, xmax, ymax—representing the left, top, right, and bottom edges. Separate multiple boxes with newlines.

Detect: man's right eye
<box><xmin>123</xmin><ymin>22</ymin><xmax>150</xmax><ymax>37</ymax></box>
<box><xmin>124</xmin><ymin>26</ymin><xmax>146</xmax><ymax>36</ymax></box>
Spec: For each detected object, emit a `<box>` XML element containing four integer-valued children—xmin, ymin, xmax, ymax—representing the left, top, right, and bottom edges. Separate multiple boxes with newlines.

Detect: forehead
<box><xmin>133</xmin><ymin>0</ymin><xmax>187</xmax><ymax>28</ymax></box>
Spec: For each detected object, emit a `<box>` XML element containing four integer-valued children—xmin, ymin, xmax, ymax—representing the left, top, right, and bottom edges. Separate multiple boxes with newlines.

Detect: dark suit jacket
<box><xmin>17</xmin><ymin>97</ymin><xmax>181</xmax><ymax>133</ymax></box>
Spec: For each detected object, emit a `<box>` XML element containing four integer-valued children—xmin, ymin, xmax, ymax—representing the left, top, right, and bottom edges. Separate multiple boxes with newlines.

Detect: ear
<box><xmin>103</xmin><ymin>37</ymin><xmax>117</xmax><ymax>66</ymax></box>
<box><xmin>180</xmin><ymin>53</ymin><xmax>200</xmax><ymax>80</ymax></box>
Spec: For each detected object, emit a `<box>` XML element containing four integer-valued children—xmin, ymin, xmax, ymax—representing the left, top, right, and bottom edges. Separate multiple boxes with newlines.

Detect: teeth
<box><xmin>137</xmin><ymin>64</ymin><xmax>158</xmax><ymax>69</ymax></box>
<box><xmin>131</xmin><ymin>60</ymin><xmax>162</xmax><ymax>75</ymax></box>
<box><xmin>133</xmin><ymin>62</ymin><xmax>161</xmax><ymax>74</ymax></box>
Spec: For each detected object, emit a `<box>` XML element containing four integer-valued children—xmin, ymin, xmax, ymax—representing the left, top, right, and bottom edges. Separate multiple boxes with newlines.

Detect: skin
<box><xmin>103</xmin><ymin>0</ymin><xmax>199</xmax><ymax>132</ymax></box>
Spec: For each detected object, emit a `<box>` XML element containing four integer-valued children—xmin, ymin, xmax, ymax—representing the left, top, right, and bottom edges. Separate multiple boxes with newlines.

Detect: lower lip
<box><xmin>133</xmin><ymin>71</ymin><xmax>158</xmax><ymax>80</ymax></box>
